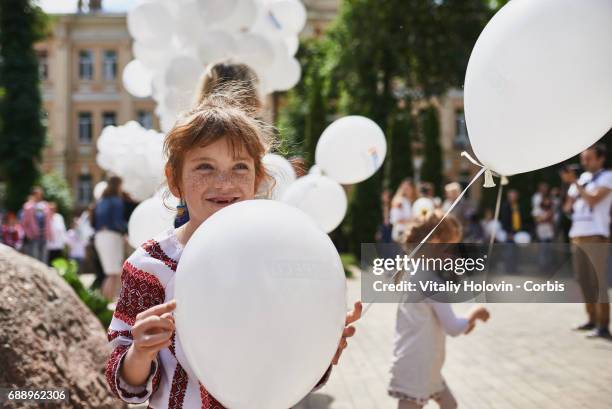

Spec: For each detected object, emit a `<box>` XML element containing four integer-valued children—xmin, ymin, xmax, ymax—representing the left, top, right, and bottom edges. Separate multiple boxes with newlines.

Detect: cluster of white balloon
<box><xmin>123</xmin><ymin>0</ymin><xmax>306</xmax><ymax>132</ymax></box>
<box><xmin>96</xmin><ymin>121</ymin><xmax>166</xmax><ymax>202</ymax></box>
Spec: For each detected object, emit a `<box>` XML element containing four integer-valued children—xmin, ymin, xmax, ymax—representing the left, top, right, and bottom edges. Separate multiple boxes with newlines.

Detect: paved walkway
<box><xmin>295</xmin><ymin>270</ymin><xmax>612</xmax><ymax>409</ymax></box>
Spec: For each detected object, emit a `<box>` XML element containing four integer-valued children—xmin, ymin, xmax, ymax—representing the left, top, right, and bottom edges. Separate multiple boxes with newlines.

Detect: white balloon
<box><xmin>282</xmin><ymin>174</ymin><xmax>347</xmax><ymax>233</ymax></box>
<box><xmin>174</xmin><ymin>200</ymin><xmax>346</xmax><ymax>409</ymax></box>
<box><xmin>258</xmin><ymin>153</ymin><xmax>296</xmax><ymax>200</ymax></box>
<box><xmin>93</xmin><ymin>181</ymin><xmax>107</xmax><ymax>201</ymax></box>
<box><xmin>315</xmin><ymin>116</ymin><xmax>387</xmax><ymax>184</ymax></box>
<box><xmin>128</xmin><ymin>195</ymin><xmax>178</xmax><ymax>248</ymax></box>
<box><xmin>197</xmin><ymin>31</ymin><xmax>237</xmax><ymax>65</ymax></box>
<box><xmin>164</xmin><ymin>56</ymin><xmax>203</xmax><ymax>92</ymax></box>
<box><xmin>127</xmin><ymin>1</ymin><xmax>173</xmax><ymax>46</ymax></box>
<box><xmin>133</xmin><ymin>41</ymin><xmax>171</xmax><ymax>70</ymax></box>
<box><xmin>235</xmin><ymin>33</ymin><xmax>276</xmax><ymax>72</ymax></box>
<box><xmin>215</xmin><ymin>0</ymin><xmax>259</xmax><ymax>32</ymax></box>
<box><xmin>198</xmin><ymin>0</ymin><xmax>239</xmax><ymax>24</ymax></box>
<box><xmin>464</xmin><ymin>0</ymin><xmax>612</xmax><ymax>176</ymax></box>
<box><xmin>284</xmin><ymin>35</ymin><xmax>299</xmax><ymax>56</ymax></box>
<box><xmin>411</xmin><ymin>197</ymin><xmax>435</xmax><ymax>219</ymax></box>
<box><xmin>266</xmin><ymin>56</ymin><xmax>301</xmax><ymax>91</ymax></box>
<box><xmin>268</xmin><ymin>0</ymin><xmax>307</xmax><ymax>36</ymax></box>
<box><xmin>122</xmin><ymin>60</ymin><xmax>154</xmax><ymax>98</ymax></box>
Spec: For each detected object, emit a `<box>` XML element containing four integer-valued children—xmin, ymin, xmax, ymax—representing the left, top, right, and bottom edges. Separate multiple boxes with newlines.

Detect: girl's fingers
<box><xmin>135</xmin><ymin>315</ymin><xmax>175</xmax><ymax>334</ymax></box>
<box><xmin>160</xmin><ymin>312</ymin><xmax>175</xmax><ymax>323</ymax></box>
<box><xmin>345</xmin><ymin>301</ymin><xmax>363</xmax><ymax>325</ymax></box>
<box><xmin>137</xmin><ymin>330</ymin><xmax>173</xmax><ymax>347</ymax></box>
<box><xmin>135</xmin><ymin>300</ymin><xmax>177</xmax><ymax>321</ymax></box>
<box><xmin>342</xmin><ymin>326</ymin><xmax>356</xmax><ymax>338</ymax></box>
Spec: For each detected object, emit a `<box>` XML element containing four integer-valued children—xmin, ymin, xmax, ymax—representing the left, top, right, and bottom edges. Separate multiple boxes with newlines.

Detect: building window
<box><xmin>137</xmin><ymin>110</ymin><xmax>153</xmax><ymax>129</ymax></box>
<box><xmin>102</xmin><ymin>111</ymin><xmax>117</xmax><ymax>128</ymax></box>
<box><xmin>79</xmin><ymin>50</ymin><xmax>94</xmax><ymax>80</ymax></box>
<box><xmin>454</xmin><ymin>109</ymin><xmax>469</xmax><ymax>149</ymax></box>
<box><xmin>103</xmin><ymin>50</ymin><xmax>117</xmax><ymax>81</ymax></box>
<box><xmin>37</xmin><ymin>50</ymin><xmax>49</xmax><ymax>80</ymax></box>
<box><xmin>77</xmin><ymin>174</ymin><xmax>93</xmax><ymax>206</ymax></box>
<box><xmin>78</xmin><ymin>112</ymin><xmax>93</xmax><ymax>144</ymax></box>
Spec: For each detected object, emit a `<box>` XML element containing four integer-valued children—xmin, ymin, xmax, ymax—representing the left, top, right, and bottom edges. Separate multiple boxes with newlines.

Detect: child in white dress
<box><xmin>389</xmin><ymin>211</ymin><xmax>490</xmax><ymax>409</ymax></box>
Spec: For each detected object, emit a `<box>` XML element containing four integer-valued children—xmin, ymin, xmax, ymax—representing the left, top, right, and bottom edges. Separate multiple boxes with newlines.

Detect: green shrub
<box><xmin>52</xmin><ymin>258</ymin><xmax>113</xmax><ymax>328</ymax></box>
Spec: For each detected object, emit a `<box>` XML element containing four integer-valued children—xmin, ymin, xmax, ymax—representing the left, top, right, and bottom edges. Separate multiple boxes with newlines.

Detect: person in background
<box><xmin>482</xmin><ymin>208</ymin><xmax>507</xmax><ymax>244</ymax></box>
<box><xmin>500</xmin><ymin>189</ymin><xmax>527</xmax><ymax>242</ymax></box>
<box><xmin>47</xmin><ymin>202</ymin><xmax>67</xmax><ymax>265</ymax></box>
<box><xmin>442</xmin><ymin>182</ymin><xmax>467</xmax><ymax>226</ymax></box>
<box><xmin>1</xmin><ymin>211</ymin><xmax>25</xmax><ymax>251</ymax></box>
<box><xmin>390</xmin><ymin>178</ymin><xmax>417</xmax><ymax>242</ymax></box>
<box><xmin>565</xmin><ymin>144</ymin><xmax>612</xmax><ymax>339</ymax></box>
<box><xmin>21</xmin><ymin>186</ymin><xmax>52</xmax><ymax>263</ymax></box>
<box><xmin>94</xmin><ymin>176</ymin><xmax>128</xmax><ymax>301</ymax></box>
<box><xmin>66</xmin><ymin>216</ymin><xmax>88</xmax><ymax>274</ymax></box>
<box><xmin>533</xmin><ymin>196</ymin><xmax>555</xmax><ymax>272</ymax></box>
<box><xmin>531</xmin><ymin>182</ymin><xmax>550</xmax><ymax>217</ymax></box>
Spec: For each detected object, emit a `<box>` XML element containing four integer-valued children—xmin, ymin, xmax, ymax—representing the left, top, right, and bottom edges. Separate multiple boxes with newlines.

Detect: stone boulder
<box><xmin>0</xmin><ymin>244</ymin><xmax>125</xmax><ymax>409</ymax></box>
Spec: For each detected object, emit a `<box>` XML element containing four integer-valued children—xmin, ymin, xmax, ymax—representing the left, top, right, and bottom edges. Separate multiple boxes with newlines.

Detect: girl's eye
<box><xmin>234</xmin><ymin>163</ymin><xmax>250</xmax><ymax>171</ymax></box>
<box><xmin>196</xmin><ymin>163</ymin><xmax>214</xmax><ymax>171</ymax></box>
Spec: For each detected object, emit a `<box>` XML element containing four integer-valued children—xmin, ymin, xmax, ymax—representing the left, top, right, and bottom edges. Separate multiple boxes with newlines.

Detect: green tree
<box><xmin>384</xmin><ymin>108</ymin><xmax>414</xmax><ymax>192</ymax></box>
<box><xmin>420</xmin><ymin>107</ymin><xmax>443</xmax><ymax>196</ymax></box>
<box><xmin>40</xmin><ymin>172</ymin><xmax>74</xmax><ymax>219</ymax></box>
<box><xmin>0</xmin><ymin>1</ymin><xmax>49</xmax><ymax>211</ymax></box>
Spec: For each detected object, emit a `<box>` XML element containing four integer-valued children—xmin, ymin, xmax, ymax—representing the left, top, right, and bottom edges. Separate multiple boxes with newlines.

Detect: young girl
<box><xmin>389</xmin><ymin>211</ymin><xmax>490</xmax><ymax>409</ymax></box>
<box><xmin>105</xmin><ymin>91</ymin><xmax>361</xmax><ymax>408</ymax></box>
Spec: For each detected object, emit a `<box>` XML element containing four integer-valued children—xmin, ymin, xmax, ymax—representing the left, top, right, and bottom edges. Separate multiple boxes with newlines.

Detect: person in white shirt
<box><xmin>390</xmin><ymin>178</ymin><xmax>417</xmax><ymax>242</ymax></box>
<box><xmin>47</xmin><ymin>202</ymin><xmax>67</xmax><ymax>265</ymax></box>
<box><xmin>564</xmin><ymin>144</ymin><xmax>612</xmax><ymax>339</ymax></box>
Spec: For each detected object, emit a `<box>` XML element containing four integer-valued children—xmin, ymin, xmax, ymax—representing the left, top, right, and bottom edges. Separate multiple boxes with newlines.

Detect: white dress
<box><xmin>389</xmin><ymin>301</ymin><xmax>468</xmax><ymax>404</ymax></box>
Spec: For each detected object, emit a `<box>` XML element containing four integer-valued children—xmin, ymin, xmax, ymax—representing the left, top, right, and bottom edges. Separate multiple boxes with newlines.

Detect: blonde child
<box><xmin>389</xmin><ymin>211</ymin><xmax>490</xmax><ymax>409</ymax></box>
<box><xmin>105</xmin><ymin>89</ymin><xmax>361</xmax><ymax>408</ymax></box>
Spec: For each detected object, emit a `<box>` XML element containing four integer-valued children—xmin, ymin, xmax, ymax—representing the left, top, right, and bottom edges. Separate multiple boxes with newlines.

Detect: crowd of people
<box><xmin>0</xmin><ymin>176</ymin><xmax>132</xmax><ymax>302</ymax></box>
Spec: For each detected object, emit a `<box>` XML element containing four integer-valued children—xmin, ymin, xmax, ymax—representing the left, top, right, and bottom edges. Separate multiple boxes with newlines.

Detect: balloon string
<box><xmin>488</xmin><ymin>182</ymin><xmax>504</xmax><ymax>256</ymax></box>
<box><xmin>361</xmin><ymin>166</ymin><xmax>486</xmax><ymax>317</ymax></box>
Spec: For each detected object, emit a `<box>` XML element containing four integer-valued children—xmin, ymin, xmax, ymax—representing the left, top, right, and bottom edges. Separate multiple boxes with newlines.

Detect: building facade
<box><xmin>37</xmin><ymin>12</ymin><xmax>158</xmax><ymax>208</ymax></box>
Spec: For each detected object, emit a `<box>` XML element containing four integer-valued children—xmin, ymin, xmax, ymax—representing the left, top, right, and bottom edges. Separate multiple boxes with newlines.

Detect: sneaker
<box><xmin>573</xmin><ymin>322</ymin><xmax>596</xmax><ymax>331</ymax></box>
<box><xmin>585</xmin><ymin>327</ymin><xmax>611</xmax><ymax>339</ymax></box>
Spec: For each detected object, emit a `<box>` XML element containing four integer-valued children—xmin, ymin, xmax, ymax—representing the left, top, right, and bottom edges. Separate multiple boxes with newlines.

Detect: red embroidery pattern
<box><xmin>143</xmin><ymin>239</ymin><xmax>178</xmax><ymax>272</ymax></box>
<box><xmin>108</xmin><ymin>329</ymin><xmax>132</xmax><ymax>342</ymax></box>
<box><xmin>105</xmin><ymin>344</ymin><xmax>129</xmax><ymax>398</ymax></box>
<box><xmin>152</xmin><ymin>364</ymin><xmax>161</xmax><ymax>395</ymax></box>
<box><xmin>168</xmin><ymin>363</ymin><xmax>189</xmax><ymax>409</ymax></box>
<box><xmin>114</xmin><ymin>261</ymin><xmax>165</xmax><ymax>326</ymax></box>
<box><xmin>199</xmin><ymin>382</ymin><xmax>225</xmax><ymax>409</ymax></box>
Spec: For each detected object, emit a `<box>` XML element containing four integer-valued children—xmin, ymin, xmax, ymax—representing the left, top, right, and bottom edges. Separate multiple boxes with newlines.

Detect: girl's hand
<box><xmin>130</xmin><ymin>300</ymin><xmax>176</xmax><ymax>362</ymax></box>
<box><xmin>466</xmin><ymin>306</ymin><xmax>490</xmax><ymax>332</ymax></box>
<box><xmin>332</xmin><ymin>301</ymin><xmax>362</xmax><ymax>365</ymax></box>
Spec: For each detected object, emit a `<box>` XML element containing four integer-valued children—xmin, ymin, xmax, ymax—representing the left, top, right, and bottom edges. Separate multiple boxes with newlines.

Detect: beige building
<box><xmin>38</xmin><ymin>11</ymin><xmax>158</xmax><ymax>208</ymax></box>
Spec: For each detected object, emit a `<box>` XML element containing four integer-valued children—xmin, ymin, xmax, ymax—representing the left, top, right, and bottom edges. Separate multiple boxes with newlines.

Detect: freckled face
<box><xmin>178</xmin><ymin>138</ymin><xmax>258</xmax><ymax>225</ymax></box>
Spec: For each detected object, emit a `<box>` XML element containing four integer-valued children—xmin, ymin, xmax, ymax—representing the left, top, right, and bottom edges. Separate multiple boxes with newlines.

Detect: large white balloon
<box><xmin>127</xmin><ymin>2</ymin><xmax>173</xmax><ymax>46</ymax></box>
<box><xmin>315</xmin><ymin>116</ymin><xmax>387</xmax><ymax>184</ymax></box>
<box><xmin>259</xmin><ymin>153</ymin><xmax>297</xmax><ymax>200</ymax></box>
<box><xmin>174</xmin><ymin>200</ymin><xmax>346</xmax><ymax>409</ymax></box>
<box><xmin>464</xmin><ymin>0</ymin><xmax>612</xmax><ymax>176</ymax></box>
<box><xmin>128</xmin><ymin>195</ymin><xmax>178</xmax><ymax>248</ymax></box>
<box><xmin>282</xmin><ymin>174</ymin><xmax>347</xmax><ymax>233</ymax></box>
<box><xmin>122</xmin><ymin>60</ymin><xmax>153</xmax><ymax>98</ymax></box>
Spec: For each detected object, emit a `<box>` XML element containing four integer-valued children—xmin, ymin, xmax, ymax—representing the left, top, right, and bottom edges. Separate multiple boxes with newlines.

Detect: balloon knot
<box><xmin>483</xmin><ymin>169</ymin><xmax>496</xmax><ymax>188</ymax></box>
<box><xmin>501</xmin><ymin>175</ymin><xmax>509</xmax><ymax>186</ymax></box>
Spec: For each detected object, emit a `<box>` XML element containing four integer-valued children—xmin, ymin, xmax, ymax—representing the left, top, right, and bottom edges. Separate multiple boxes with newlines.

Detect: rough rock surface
<box><xmin>0</xmin><ymin>244</ymin><xmax>125</xmax><ymax>409</ymax></box>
